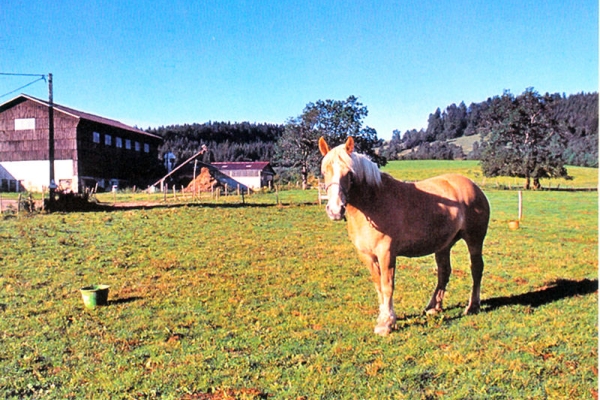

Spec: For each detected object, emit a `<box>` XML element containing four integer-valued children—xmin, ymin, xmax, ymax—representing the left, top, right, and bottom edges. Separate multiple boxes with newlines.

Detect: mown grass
<box><xmin>0</xmin><ymin>162</ymin><xmax>597</xmax><ymax>399</ymax></box>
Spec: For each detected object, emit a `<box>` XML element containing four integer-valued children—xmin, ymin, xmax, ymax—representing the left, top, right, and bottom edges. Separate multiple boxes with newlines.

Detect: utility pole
<box><xmin>48</xmin><ymin>73</ymin><xmax>56</xmax><ymax>204</ymax></box>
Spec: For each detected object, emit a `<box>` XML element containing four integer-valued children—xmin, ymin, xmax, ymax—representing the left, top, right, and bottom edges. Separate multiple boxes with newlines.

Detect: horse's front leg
<box><xmin>373</xmin><ymin>251</ymin><xmax>396</xmax><ymax>336</ymax></box>
<box><xmin>358</xmin><ymin>252</ymin><xmax>384</xmax><ymax>310</ymax></box>
<box><xmin>426</xmin><ymin>248</ymin><xmax>452</xmax><ymax>315</ymax></box>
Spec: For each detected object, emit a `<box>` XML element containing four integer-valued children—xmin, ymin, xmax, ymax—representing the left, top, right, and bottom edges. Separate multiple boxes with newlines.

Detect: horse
<box><xmin>318</xmin><ymin>136</ymin><xmax>490</xmax><ymax>336</ymax></box>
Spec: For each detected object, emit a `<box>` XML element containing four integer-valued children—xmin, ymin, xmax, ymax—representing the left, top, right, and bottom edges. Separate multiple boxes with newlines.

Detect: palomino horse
<box><xmin>319</xmin><ymin>137</ymin><xmax>490</xmax><ymax>336</ymax></box>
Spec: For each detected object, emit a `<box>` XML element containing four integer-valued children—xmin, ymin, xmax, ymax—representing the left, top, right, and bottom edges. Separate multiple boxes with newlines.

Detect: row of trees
<box><xmin>146</xmin><ymin>121</ymin><xmax>284</xmax><ymax>166</ymax></box>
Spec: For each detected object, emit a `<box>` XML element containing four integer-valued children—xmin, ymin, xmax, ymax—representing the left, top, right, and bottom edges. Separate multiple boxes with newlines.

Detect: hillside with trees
<box><xmin>383</xmin><ymin>91</ymin><xmax>598</xmax><ymax>167</ymax></box>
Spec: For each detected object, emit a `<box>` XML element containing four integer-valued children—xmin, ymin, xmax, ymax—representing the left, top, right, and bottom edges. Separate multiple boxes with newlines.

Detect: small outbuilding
<box><xmin>211</xmin><ymin>161</ymin><xmax>275</xmax><ymax>190</ymax></box>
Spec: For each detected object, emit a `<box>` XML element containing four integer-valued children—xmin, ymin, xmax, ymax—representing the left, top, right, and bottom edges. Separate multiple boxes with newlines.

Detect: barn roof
<box><xmin>0</xmin><ymin>94</ymin><xmax>161</xmax><ymax>140</ymax></box>
<box><xmin>211</xmin><ymin>161</ymin><xmax>274</xmax><ymax>173</ymax></box>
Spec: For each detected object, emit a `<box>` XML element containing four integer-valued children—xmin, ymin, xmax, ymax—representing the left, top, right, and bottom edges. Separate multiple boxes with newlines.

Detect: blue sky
<box><xmin>1</xmin><ymin>0</ymin><xmax>597</xmax><ymax>139</ymax></box>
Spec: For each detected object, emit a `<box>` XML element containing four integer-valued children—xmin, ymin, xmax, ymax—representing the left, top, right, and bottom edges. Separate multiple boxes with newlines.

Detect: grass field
<box><xmin>381</xmin><ymin>160</ymin><xmax>598</xmax><ymax>189</ymax></box>
<box><xmin>0</xmin><ymin>161</ymin><xmax>597</xmax><ymax>398</ymax></box>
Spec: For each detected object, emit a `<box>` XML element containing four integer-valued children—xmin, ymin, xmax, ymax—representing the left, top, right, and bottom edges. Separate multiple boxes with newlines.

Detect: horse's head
<box><xmin>319</xmin><ymin>136</ymin><xmax>355</xmax><ymax>221</ymax></box>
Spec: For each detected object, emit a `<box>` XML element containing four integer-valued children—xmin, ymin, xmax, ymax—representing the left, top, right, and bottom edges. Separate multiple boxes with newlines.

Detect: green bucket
<box><xmin>80</xmin><ymin>285</ymin><xmax>110</xmax><ymax>309</ymax></box>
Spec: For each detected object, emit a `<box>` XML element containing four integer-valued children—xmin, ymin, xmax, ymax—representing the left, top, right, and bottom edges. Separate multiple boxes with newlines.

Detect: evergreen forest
<box><xmin>146</xmin><ymin>121</ymin><xmax>284</xmax><ymax>167</ymax></box>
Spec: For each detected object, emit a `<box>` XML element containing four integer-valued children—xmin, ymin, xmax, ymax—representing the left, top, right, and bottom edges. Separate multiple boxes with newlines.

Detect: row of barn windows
<box><xmin>92</xmin><ymin>131</ymin><xmax>150</xmax><ymax>153</ymax></box>
<box><xmin>12</xmin><ymin>119</ymin><xmax>152</xmax><ymax>154</ymax></box>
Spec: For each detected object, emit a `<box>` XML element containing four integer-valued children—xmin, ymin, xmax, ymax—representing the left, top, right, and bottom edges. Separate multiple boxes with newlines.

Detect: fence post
<box><xmin>518</xmin><ymin>190</ymin><xmax>523</xmax><ymax>221</ymax></box>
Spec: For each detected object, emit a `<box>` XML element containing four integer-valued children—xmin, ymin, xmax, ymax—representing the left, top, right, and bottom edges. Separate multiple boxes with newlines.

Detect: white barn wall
<box><xmin>0</xmin><ymin>159</ymin><xmax>76</xmax><ymax>192</ymax></box>
<box><xmin>230</xmin><ymin>176</ymin><xmax>261</xmax><ymax>190</ymax></box>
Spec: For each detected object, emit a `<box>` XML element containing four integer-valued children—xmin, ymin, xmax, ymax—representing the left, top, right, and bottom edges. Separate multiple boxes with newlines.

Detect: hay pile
<box><xmin>184</xmin><ymin>167</ymin><xmax>222</xmax><ymax>192</ymax></box>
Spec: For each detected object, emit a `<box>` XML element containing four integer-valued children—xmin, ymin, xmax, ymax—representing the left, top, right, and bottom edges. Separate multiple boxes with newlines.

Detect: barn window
<box><xmin>125</xmin><ymin>139</ymin><xmax>132</xmax><ymax>149</ymax></box>
<box><xmin>116</xmin><ymin>137</ymin><xmax>123</xmax><ymax>148</ymax></box>
<box><xmin>105</xmin><ymin>134</ymin><xmax>112</xmax><ymax>146</ymax></box>
<box><xmin>15</xmin><ymin>118</ymin><xmax>35</xmax><ymax>130</ymax></box>
<box><xmin>135</xmin><ymin>141</ymin><xmax>140</xmax><ymax>151</ymax></box>
<box><xmin>144</xmin><ymin>143</ymin><xmax>150</xmax><ymax>153</ymax></box>
<box><xmin>93</xmin><ymin>132</ymin><xmax>101</xmax><ymax>143</ymax></box>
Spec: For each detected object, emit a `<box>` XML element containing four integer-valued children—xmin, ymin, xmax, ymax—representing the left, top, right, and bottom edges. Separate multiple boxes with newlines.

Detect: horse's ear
<box><xmin>345</xmin><ymin>136</ymin><xmax>355</xmax><ymax>154</ymax></box>
<box><xmin>318</xmin><ymin>137</ymin><xmax>330</xmax><ymax>156</ymax></box>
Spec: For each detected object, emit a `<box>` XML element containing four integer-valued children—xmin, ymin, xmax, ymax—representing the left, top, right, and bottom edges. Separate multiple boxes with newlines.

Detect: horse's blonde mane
<box><xmin>324</xmin><ymin>144</ymin><xmax>382</xmax><ymax>187</ymax></box>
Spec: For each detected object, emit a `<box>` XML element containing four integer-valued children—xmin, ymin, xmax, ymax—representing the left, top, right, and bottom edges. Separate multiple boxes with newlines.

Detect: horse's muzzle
<box><xmin>326</xmin><ymin>203</ymin><xmax>346</xmax><ymax>221</ymax></box>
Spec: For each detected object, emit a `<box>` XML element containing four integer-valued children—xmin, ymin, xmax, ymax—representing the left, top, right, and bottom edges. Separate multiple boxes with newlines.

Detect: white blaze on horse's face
<box><xmin>324</xmin><ymin>161</ymin><xmax>348</xmax><ymax>221</ymax></box>
<box><xmin>319</xmin><ymin>136</ymin><xmax>355</xmax><ymax>221</ymax></box>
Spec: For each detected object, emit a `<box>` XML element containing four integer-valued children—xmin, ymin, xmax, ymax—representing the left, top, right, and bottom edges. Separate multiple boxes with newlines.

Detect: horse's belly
<box><xmin>395</xmin><ymin>240</ymin><xmax>448</xmax><ymax>258</ymax></box>
<box><xmin>393</xmin><ymin>225</ymin><xmax>460</xmax><ymax>258</ymax></box>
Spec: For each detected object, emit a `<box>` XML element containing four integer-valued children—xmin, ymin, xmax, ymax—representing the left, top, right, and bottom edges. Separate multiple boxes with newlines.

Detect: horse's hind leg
<box><xmin>464</xmin><ymin>246</ymin><xmax>484</xmax><ymax>315</ymax></box>
<box><xmin>462</xmin><ymin>228</ymin><xmax>486</xmax><ymax>314</ymax></box>
<box><xmin>425</xmin><ymin>247</ymin><xmax>452</xmax><ymax>315</ymax></box>
<box><xmin>463</xmin><ymin>189</ymin><xmax>489</xmax><ymax>315</ymax></box>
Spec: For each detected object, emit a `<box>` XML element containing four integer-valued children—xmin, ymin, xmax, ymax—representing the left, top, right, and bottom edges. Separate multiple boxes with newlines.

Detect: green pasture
<box><xmin>0</xmin><ymin>162</ymin><xmax>597</xmax><ymax>399</ymax></box>
<box><xmin>381</xmin><ymin>160</ymin><xmax>598</xmax><ymax>189</ymax></box>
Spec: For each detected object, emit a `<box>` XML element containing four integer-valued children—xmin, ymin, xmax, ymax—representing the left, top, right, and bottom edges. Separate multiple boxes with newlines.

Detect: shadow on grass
<box><xmin>481</xmin><ymin>278</ymin><xmax>598</xmax><ymax>312</ymax></box>
<box><xmin>110</xmin><ymin>296</ymin><xmax>144</xmax><ymax>305</ymax></box>
<box><xmin>395</xmin><ymin>278</ymin><xmax>597</xmax><ymax>332</ymax></box>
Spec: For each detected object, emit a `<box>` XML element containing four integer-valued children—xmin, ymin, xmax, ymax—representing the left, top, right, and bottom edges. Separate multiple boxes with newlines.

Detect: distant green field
<box><xmin>382</xmin><ymin>160</ymin><xmax>598</xmax><ymax>189</ymax></box>
<box><xmin>0</xmin><ymin>164</ymin><xmax>597</xmax><ymax>398</ymax></box>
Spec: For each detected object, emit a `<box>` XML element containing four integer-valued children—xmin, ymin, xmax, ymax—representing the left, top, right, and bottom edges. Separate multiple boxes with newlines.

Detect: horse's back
<box><xmin>415</xmin><ymin>174</ymin><xmax>487</xmax><ymax>207</ymax></box>
<box><xmin>414</xmin><ymin>173</ymin><xmax>490</xmax><ymax>231</ymax></box>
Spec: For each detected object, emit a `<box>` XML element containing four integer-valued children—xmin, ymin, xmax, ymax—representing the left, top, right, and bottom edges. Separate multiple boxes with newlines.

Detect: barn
<box><xmin>211</xmin><ymin>161</ymin><xmax>275</xmax><ymax>190</ymax></box>
<box><xmin>0</xmin><ymin>94</ymin><xmax>163</xmax><ymax>193</ymax></box>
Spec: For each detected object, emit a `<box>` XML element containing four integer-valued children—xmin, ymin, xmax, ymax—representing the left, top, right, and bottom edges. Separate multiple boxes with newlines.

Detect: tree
<box><xmin>442</xmin><ymin>102</ymin><xmax>468</xmax><ymax>139</ymax></box>
<box><xmin>380</xmin><ymin>129</ymin><xmax>405</xmax><ymax>160</ymax></box>
<box><xmin>424</xmin><ymin>108</ymin><xmax>443</xmax><ymax>142</ymax></box>
<box><xmin>274</xmin><ymin>108</ymin><xmax>322</xmax><ymax>189</ymax></box>
<box><xmin>477</xmin><ymin>88</ymin><xmax>570</xmax><ymax>189</ymax></box>
<box><xmin>274</xmin><ymin>96</ymin><xmax>386</xmax><ymax>188</ymax></box>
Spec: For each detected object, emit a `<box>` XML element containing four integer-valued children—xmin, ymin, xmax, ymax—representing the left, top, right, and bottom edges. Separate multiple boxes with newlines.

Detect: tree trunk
<box><xmin>533</xmin><ymin>178</ymin><xmax>541</xmax><ymax>190</ymax></box>
<box><xmin>524</xmin><ymin>176</ymin><xmax>531</xmax><ymax>190</ymax></box>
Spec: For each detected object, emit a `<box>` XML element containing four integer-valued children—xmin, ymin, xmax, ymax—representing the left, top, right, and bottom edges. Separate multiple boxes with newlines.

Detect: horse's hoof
<box><xmin>374</xmin><ymin>325</ymin><xmax>392</xmax><ymax>336</ymax></box>
<box><xmin>464</xmin><ymin>305</ymin><xmax>480</xmax><ymax>315</ymax></box>
<box><xmin>425</xmin><ymin>307</ymin><xmax>442</xmax><ymax>316</ymax></box>
<box><xmin>374</xmin><ymin>317</ymin><xmax>395</xmax><ymax>336</ymax></box>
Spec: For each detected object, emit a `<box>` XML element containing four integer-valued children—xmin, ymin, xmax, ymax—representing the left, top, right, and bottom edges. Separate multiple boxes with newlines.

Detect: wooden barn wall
<box><xmin>0</xmin><ymin>99</ymin><xmax>78</xmax><ymax>162</ymax></box>
<box><xmin>76</xmin><ymin>120</ymin><xmax>164</xmax><ymax>188</ymax></box>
